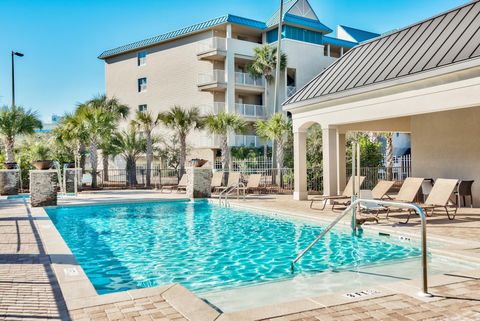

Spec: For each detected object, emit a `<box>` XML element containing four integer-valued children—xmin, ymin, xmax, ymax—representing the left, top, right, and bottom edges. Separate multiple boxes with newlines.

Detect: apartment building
<box><xmin>99</xmin><ymin>0</ymin><xmax>379</xmax><ymax>162</ymax></box>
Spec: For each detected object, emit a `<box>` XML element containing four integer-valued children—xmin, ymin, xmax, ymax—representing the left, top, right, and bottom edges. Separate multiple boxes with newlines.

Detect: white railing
<box><xmin>199</xmin><ymin>102</ymin><xmax>225</xmax><ymax>115</ymax></box>
<box><xmin>198</xmin><ymin>70</ymin><xmax>225</xmax><ymax>86</ymax></box>
<box><xmin>235</xmin><ymin>103</ymin><xmax>265</xmax><ymax>118</ymax></box>
<box><xmin>287</xmin><ymin>86</ymin><xmax>297</xmax><ymax>97</ymax></box>
<box><xmin>235</xmin><ymin>72</ymin><xmax>264</xmax><ymax>87</ymax></box>
<box><xmin>197</xmin><ymin>37</ymin><xmax>227</xmax><ymax>54</ymax></box>
<box><xmin>234</xmin><ymin>135</ymin><xmax>262</xmax><ymax>147</ymax></box>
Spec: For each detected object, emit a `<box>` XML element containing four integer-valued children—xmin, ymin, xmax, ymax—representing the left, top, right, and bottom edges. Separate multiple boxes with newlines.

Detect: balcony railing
<box><xmin>235</xmin><ymin>103</ymin><xmax>265</xmax><ymax>118</ymax></box>
<box><xmin>287</xmin><ymin>86</ymin><xmax>297</xmax><ymax>97</ymax></box>
<box><xmin>197</xmin><ymin>37</ymin><xmax>227</xmax><ymax>55</ymax></box>
<box><xmin>234</xmin><ymin>135</ymin><xmax>263</xmax><ymax>147</ymax></box>
<box><xmin>235</xmin><ymin>72</ymin><xmax>264</xmax><ymax>87</ymax></box>
<box><xmin>198</xmin><ymin>70</ymin><xmax>225</xmax><ymax>86</ymax></box>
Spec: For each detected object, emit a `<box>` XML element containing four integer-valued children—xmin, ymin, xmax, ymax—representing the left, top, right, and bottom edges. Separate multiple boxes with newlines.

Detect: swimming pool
<box><xmin>46</xmin><ymin>200</ymin><xmax>427</xmax><ymax>296</ymax></box>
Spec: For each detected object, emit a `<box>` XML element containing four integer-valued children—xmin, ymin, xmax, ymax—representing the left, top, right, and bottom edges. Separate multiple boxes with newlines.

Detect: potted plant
<box><xmin>31</xmin><ymin>144</ymin><xmax>53</xmax><ymax>170</ymax></box>
<box><xmin>3</xmin><ymin>162</ymin><xmax>18</xmax><ymax>170</ymax></box>
<box><xmin>190</xmin><ymin>158</ymin><xmax>208</xmax><ymax>168</ymax></box>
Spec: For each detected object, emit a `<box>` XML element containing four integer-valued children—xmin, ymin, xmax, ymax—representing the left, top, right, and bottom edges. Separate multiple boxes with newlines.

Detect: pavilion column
<box><xmin>322</xmin><ymin>127</ymin><xmax>338</xmax><ymax>197</ymax></box>
<box><xmin>225</xmin><ymin>23</ymin><xmax>236</xmax><ymax>147</ymax></box>
<box><xmin>293</xmin><ymin>129</ymin><xmax>308</xmax><ymax>200</ymax></box>
<box><xmin>337</xmin><ymin>133</ymin><xmax>346</xmax><ymax>193</ymax></box>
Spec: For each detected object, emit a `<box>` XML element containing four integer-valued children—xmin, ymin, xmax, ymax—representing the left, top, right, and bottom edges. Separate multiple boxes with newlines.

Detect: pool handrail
<box><xmin>291</xmin><ymin>199</ymin><xmax>430</xmax><ymax>297</ymax></box>
<box><xmin>218</xmin><ymin>182</ymin><xmax>245</xmax><ymax>207</ymax></box>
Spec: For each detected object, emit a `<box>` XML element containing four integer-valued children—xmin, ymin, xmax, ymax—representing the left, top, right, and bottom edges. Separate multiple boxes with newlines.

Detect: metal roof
<box><xmin>98</xmin><ymin>14</ymin><xmax>266</xmax><ymax>59</ymax></box>
<box><xmin>338</xmin><ymin>25</ymin><xmax>380</xmax><ymax>43</ymax></box>
<box><xmin>322</xmin><ymin>36</ymin><xmax>357</xmax><ymax>48</ymax></box>
<box><xmin>283</xmin><ymin>13</ymin><xmax>332</xmax><ymax>34</ymax></box>
<box><xmin>284</xmin><ymin>0</ymin><xmax>480</xmax><ymax>106</ymax></box>
<box><xmin>266</xmin><ymin>0</ymin><xmax>299</xmax><ymax>27</ymax></box>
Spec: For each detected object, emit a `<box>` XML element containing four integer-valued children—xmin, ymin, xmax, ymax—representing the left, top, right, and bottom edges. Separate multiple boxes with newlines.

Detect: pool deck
<box><xmin>1</xmin><ymin>191</ymin><xmax>480</xmax><ymax>321</ymax></box>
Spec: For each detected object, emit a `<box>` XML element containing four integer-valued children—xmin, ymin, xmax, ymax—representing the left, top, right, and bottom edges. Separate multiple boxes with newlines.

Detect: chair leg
<box><xmin>445</xmin><ymin>206</ymin><xmax>457</xmax><ymax>220</ymax></box>
<box><xmin>400</xmin><ymin>209</ymin><xmax>412</xmax><ymax>224</ymax></box>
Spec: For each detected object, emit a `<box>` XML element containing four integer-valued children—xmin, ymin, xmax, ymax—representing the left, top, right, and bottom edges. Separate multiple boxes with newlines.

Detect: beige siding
<box><xmin>411</xmin><ymin>107</ymin><xmax>480</xmax><ymax>205</ymax></box>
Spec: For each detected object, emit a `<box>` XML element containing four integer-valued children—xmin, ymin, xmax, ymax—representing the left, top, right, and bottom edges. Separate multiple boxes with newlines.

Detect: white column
<box><xmin>337</xmin><ymin>133</ymin><xmax>346</xmax><ymax>193</ymax></box>
<box><xmin>327</xmin><ymin>45</ymin><xmax>331</xmax><ymax>57</ymax></box>
<box><xmin>322</xmin><ymin>127</ymin><xmax>338</xmax><ymax>196</ymax></box>
<box><xmin>293</xmin><ymin>130</ymin><xmax>308</xmax><ymax>200</ymax></box>
<box><xmin>340</xmin><ymin>47</ymin><xmax>344</xmax><ymax>56</ymax></box>
<box><xmin>225</xmin><ymin>24</ymin><xmax>236</xmax><ymax>147</ymax></box>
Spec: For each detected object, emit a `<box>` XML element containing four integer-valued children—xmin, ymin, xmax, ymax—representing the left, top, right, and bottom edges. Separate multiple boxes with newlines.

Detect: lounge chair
<box><xmin>389</xmin><ymin>177</ymin><xmax>425</xmax><ymax>202</ymax></box>
<box><xmin>214</xmin><ymin>172</ymin><xmax>241</xmax><ymax>194</ymax></box>
<box><xmin>161</xmin><ymin>175</ymin><xmax>187</xmax><ymax>193</ymax></box>
<box><xmin>401</xmin><ymin>178</ymin><xmax>459</xmax><ymax>223</ymax></box>
<box><xmin>238</xmin><ymin>174</ymin><xmax>264</xmax><ymax>195</ymax></box>
<box><xmin>371</xmin><ymin>180</ymin><xmax>395</xmax><ymax>200</ymax></box>
<box><xmin>211</xmin><ymin>172</ymin><xmax>223</xmax><ymax>191</ymax></box>
<box><xmin>359</xmin><ymin>189</ymin><xmax>387</xmax><ymax>217</ymax></box>
<box><xmin>310</xmin><ymin>176</ymin><xmax>366</xmax><ymax>210</ymax></box>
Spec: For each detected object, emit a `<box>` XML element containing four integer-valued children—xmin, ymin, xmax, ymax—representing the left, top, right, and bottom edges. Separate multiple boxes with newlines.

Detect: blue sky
<box><xmin>0</xmin><ymin>0</ymin><xmax>467</xmax><ymax>121</ymax></box>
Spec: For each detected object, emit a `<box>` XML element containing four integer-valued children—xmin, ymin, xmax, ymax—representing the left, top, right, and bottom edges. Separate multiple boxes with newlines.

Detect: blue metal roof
<box><xmin>266</xmin><ymin>0</ymin><xmax>298</xmax><ymax>27</ymax></box>
<box><xmin>283</xmin><ymin>13</ymin><xmax>332</xmax><ymax>34</ymax></box>
<box><xmin>338</xmin><ymin>25</ymin><xmax>380</xmax><ymax>43</ymax></box>
<box><xmin>98</xmin><ymin>14</ymin><xmax>266</xmax><ymax>59</ymax></box>
<box><xmin>322</xmin><ymin>35</ymin><xmax>357</xmax><ymax>48</ymax></box>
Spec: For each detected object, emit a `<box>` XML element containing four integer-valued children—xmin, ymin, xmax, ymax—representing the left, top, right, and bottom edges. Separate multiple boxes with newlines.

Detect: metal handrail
<box><xmin>291</xmin><ymin>199</ymin><xmax>430</xmax><ymax>297</ymax></box>
<box><xmin>218</xmin><ymin>182</ymin><xmax>245</xmax><ymax>207</ymax></box>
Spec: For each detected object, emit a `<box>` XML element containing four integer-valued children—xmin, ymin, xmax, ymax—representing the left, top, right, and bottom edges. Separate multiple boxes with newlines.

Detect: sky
<box><xmin>0</xmin><ymin>0</ymin><xmax>468</xmax><ymax>122</ymax></box>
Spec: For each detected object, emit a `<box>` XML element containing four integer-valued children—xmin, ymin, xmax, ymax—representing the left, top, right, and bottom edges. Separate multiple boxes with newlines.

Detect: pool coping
<box><xmin>30</xmin><ymin>196</ymin><xmax>480</xmax><ymax>321</ymax></box>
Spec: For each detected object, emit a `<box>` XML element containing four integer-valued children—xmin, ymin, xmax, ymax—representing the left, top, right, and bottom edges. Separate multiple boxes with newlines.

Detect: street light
<box><xmin>11</xmin><ymin>51</ymin><xmax>24</xmax><ymax>111</ymax></box>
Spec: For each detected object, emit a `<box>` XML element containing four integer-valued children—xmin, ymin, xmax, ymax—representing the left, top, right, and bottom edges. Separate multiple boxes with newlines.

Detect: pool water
<box><xmin>46</xmin><ymin>200</ymin><xmax>424</xmax><ymax>295</ymax></box>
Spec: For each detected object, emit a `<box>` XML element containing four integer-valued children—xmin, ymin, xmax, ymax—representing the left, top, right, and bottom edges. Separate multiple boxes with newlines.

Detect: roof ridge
<box><xmin>339</xmin><ymin>25</ymin><xmax>380</xmax><ymax>35</ymax></box>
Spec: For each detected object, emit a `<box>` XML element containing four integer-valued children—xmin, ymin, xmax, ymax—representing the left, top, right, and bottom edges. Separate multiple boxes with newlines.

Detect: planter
<box><xmin>65</xmin><ymin>162</ymin><xmax>76</xmax><ymax>169</ymax></box>
<box><xmin>4</xmin><ymin>162</ymin><xmax>17</xmax><ymax>170</ymax></box>
<box><xmin>190</xmin><ymin>159</ymin><xmax>208</xmax><ymax>168</ymax></box>
<box><xmin>32</xmin><ymin>160</ymin><xmax>53</xmax><ymax>170</ymax></box>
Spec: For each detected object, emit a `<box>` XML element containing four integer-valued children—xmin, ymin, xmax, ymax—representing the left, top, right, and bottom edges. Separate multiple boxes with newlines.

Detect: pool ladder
<box><xmin>291</xmin><ymin>199</ymin><xmax>430</xmax><ymax>297</ymax></box>
<box><xmin>218</xmin><ymin>182</ymin><xmax>245</xmax><ymax>207</ymax></box>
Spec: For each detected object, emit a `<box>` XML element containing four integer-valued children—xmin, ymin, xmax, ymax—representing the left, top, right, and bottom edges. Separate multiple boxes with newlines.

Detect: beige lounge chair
<box><xmin>401</xmin><ymin>178</ymin><xmax>459</xmax><ymax>224</ymax></box>
<box><xmin>238</xmin><ymin>174</ymin><xmax>264</xmax><ymax>195</ymax></box>
<box><xmin>211</xmin><ymin>172</ymin><xmax>223</xmax><ymax>191</ymax></box>
<box><xmin>214</xmin><ymin>172</ymin><xmax>241</xmax><ymax>193</ymax></box>
<box><xmin>161</xmin><ymin>175</ymin><xmax>187</xmax><ymax>193</ymax></box>
<box><xmin>389</xmin><ymin>177</ymin><xmax>425</xmax><ymax>202</ymax></box>
<box><xmin>310</xmin><ymin>176</ymin><xmax>366</xmax><ymax>210</ymax></box>
<box><xmin>371</xmin><ymin>180</ymin><xmax>395</xmax><ymax>199</ymax></box>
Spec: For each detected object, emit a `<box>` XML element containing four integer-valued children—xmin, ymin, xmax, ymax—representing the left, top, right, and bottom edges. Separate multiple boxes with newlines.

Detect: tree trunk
<box><xmin>146</xmin><ymin>132</ymin><xmax>153</xmax><ymax>187</ymax></box>
<box><xmin>126</xmin><ymin>157</ymin><xmax>137</xmax><ymax>187</ymax></box>
<box><xmin>90</xmin><ymin>138</ymin><xmax>98</xmax><ymax>188</ymax></box>
<box><xmin>386</xmin><ymin>134</ymin><xmax>393</xmax><ymax>180</ymax></box>
<box><xmin>179</xmin><ymin>133</ymin><xmax>187</xmax><ymax>177</ymax></box>
<box><xmin>102</xmin><ymin>150</ymin><xmax>109</xmax><ymax>181</ymax></box>
<box><xmin>221</xmin><ymin>136</ymin><xmax>230</xmax><ymax>171</ymax></box>
<box><xmin>276</xmin><ymin>138</ymin><xmax>284</xmax><ymax>169</ymax></box>
<box><xmin>4</xmin><ymin>137</ymin><xmax>15</xmax><ymax>163</ymax></box>
<box><xmin>79</xmin><ymin>143</ymin><xmax>86</xmax><ymax>174</ymax></box>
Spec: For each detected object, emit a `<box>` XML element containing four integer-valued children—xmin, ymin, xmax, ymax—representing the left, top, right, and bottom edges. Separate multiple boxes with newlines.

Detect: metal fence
<box><xmin>347</xmin><ymin>165</ymin><xmax>411</xmax><ymax>190</ymax></box>
<box><xmin>82</xmin><ymin>168</ymin><xmax>181</xmax><ymax>189</ymax></box>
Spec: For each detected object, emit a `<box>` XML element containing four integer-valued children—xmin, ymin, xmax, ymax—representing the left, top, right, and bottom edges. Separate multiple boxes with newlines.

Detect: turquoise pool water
<box><xmin>46</xmin><ymin>201</ymin><xmax>422</xmax><ymax>295</ymax></box>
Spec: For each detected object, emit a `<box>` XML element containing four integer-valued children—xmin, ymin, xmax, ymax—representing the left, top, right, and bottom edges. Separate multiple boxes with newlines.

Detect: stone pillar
<box><xmin>65</xmin><ymin>169</ymin><xmax>82</xmax><ymax>193</ymax></box>
<box><xmin>293</xmin><ymin>130</ymin><xmax>308</xmax><ymax>200</ymax></box>
<box><xmin>322</xmin><ymin>127</ymin><xmax>338</xmax><ymax>197</ymax></box>
<box><xmin>186</xmin><ymin>168</ymin><xmax>212</xmax><ymax>199</ymax></box>
<box><xmin>30</xmin><ymin>170</ymin><xmax>58</xmax><ymax>207</ymax></box>
<box><xmin>0</xmin><ymin>170</ymin><xmax>20</xmax><ymax>195</ymax></box>
<box><xmin>337</xmin><ymin>133</ymin><xmax>347</xmax><ymax>193</ymax></box>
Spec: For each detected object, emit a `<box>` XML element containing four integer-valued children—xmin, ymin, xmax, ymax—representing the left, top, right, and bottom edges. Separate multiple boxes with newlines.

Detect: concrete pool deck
<box><xmin>1</xmin><ymin>190</ymin><xmax>480</xmax><ymax>321</ymax></box>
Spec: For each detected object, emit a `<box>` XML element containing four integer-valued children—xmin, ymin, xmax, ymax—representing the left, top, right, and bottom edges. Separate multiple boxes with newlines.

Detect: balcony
<box><xmin>200</xmin><ymin>102</ymin><xmax>225</xmax><ymax>115</ymax></box>
<box><xmin>197</xmin><ymin>70</ymin><xmax>226</xmax><ymax>92</ymax></box>
<box><xmin>196</xmin><ymin>37</ymin><xmax>227</xmax><ymax>60</ymax></box>
<box><xmin>235</xmin><ymin>103</ymin><xmax>266</xmax><ymax>119</ymax></box>
<box><xmin>234</xmin><ymin>135</ymin><xmax>263</xmax><ymax>147</ymax></box>
<box><xmin>287</xmin><ymin>86</ymin><xmax>297</xmax><ymax>97</ymax></box>
<box><xmin>235</xmin><ymin>72</ymin><xmax>265</xmax><ymax>93</ymax></box>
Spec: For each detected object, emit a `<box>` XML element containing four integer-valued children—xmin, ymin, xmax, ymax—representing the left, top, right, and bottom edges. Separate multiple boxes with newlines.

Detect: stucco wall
<box><xmin>411</xmin><ymin>106</ymin><xmax>480</xmax><ymax>206</ymax></box>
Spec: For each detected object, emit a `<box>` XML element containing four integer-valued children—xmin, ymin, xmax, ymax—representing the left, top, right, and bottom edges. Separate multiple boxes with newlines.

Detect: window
<box><xmin>138</xmin><ymin>104</ymin><xmax>147</xmax><ymax>113</ymax></box>
<box><xmin>137</xmin><ymin>51</ymin><xmax>147</xmax><ymax>66</ymax></box>
<box><xmin>138</xmin><ymin>78</ymin><xmax>147</xmax><ymax>92</ymax></box>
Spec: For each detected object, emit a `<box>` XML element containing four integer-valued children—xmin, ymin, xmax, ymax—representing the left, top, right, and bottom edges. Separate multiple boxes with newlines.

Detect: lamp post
<box><xmin>11</xmin><ymin>51</ymin><xmax>24</xmax><ymax>111</ymax></box>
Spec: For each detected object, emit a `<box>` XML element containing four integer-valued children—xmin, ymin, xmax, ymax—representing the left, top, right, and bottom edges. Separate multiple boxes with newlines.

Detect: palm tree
<box><xmin>256</xmin><ymin>113</ymin><xmax>291</xmax><ymax>169</ymax></box>
<box><xmin>248</xmin><ymin>45</ymin><xmax>287</xmax><ymax>83</ymax></box>
<box><xmin>158</xmin><ymin>106</ymin><xmax>203</xmax><ymax>175</ymax></box>
<box><xmin>0</xmin><ymin>106</ymin><xmax>42</xmax><ymax>164</ymax></box>
<box><xmin>76</xmin><ymin>103</ymin><xmax>116</xmax><ymax>188</ymax></box>
<box><xmin>53</xmin><ymin>113</ymin><xmax>89</xmax><ymax>171</ymax></box>
<box><xmin>111</xmin><ymin>126</ymin><xmax>147</xmax><ymax>186</ymax></box>
<box><xmin>131</xmin><ymin>111</ymin><xmax>159</xmax><ymax>187</ymax></box>
<box><xmin>204</xmin><ymin>112</ymin><xmax>246</xmax><ymax>171</ymax></box>
<box><xmin>88</xmin><ymin>95</ymin><xmax>129</xmax><ymax>181</ymax></box>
